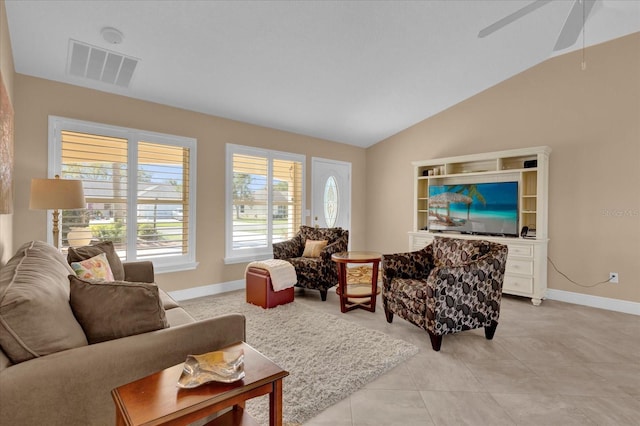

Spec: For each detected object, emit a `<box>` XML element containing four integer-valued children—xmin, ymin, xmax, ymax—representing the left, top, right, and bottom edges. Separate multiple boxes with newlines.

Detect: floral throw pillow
<box><xmin>70</xmin><ymin>252</ymin><xmax>115</xmax><ymax>281</ymax></box>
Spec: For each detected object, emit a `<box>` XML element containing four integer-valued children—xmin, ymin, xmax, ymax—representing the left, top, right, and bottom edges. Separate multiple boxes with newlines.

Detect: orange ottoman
<box><xmin>245</xmin><ymin>266</ymin><xmax>294</xmax><ymax>309</ymax></box>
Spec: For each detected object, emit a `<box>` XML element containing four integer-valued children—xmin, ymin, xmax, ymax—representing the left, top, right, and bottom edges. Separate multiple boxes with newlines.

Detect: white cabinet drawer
<box><xmin>411</xmin><ymin>235</ymin><xmax>433</xmax><ymax>250</ymax></box>
<box><xmin>503</xmin><ymin>274</ymin><xmax>534</xmax><ymax>294</ymax></box>
<box><xmin>507</xmin><ymin>244</ymin><xmax>533</xmax><ymax>258</ymax></box>
<box><xmin>506</xmin><ymin>259</ymin><xmax>534</xmax><ymax>275</ymax></box>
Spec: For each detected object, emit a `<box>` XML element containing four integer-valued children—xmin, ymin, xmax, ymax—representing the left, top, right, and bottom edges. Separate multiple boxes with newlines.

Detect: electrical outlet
<box><xmin>609</xmin><ymin>272</ymin><xmax>619</xmax><ymax>284</ymax></box>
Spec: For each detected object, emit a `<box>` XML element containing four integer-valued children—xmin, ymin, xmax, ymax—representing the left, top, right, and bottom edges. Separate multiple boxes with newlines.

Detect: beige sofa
<box><xmin>0</xmin><ymin>241</ymin><xmax>245</xmax><ymax>425</ymax></box>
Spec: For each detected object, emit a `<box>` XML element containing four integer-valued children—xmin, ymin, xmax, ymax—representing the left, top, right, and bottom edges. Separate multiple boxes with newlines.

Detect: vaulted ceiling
<box><xmin>5</xmin><ymin>1</ymin><xmax>640</xmax><ymax>147</ymax></box>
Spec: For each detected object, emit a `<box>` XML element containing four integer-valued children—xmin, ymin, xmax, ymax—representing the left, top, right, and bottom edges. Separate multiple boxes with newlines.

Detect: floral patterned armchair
<box><xmin>273</xmin><ymin>226</ymin><xmax>349</xmax><ymax>301</ymax></box>
<box><xmin>382</xmin><ymin>237</ymin><xmax>508</xmax><ymax>351</ymax></box>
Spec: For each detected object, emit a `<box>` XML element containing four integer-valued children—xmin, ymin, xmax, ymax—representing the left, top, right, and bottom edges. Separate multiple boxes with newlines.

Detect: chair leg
<box><xmin>428</xmin><ymin>331</ymin><xmax>442</xmax><ymax>351</ymax></box>
<box><xmin>484</xmin><ymin>320</ymin><xmax>498</xmax><ymax>340</ymax></box>
<box><xmin>384</xmin><ymin>305</ymin><xmax>393</xmax><ymax>323</ymax></box>
<box><xmin>319</xmin><ymin>290</ymin><xmax>328</xmax><ymax>301</ymax></box>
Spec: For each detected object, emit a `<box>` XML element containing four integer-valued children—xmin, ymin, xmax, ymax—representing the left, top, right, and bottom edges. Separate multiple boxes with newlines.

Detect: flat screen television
<box><xmin>428</xmin><ymin>181</ymin><xmax>519</xmax><ymax>237</ymax></box>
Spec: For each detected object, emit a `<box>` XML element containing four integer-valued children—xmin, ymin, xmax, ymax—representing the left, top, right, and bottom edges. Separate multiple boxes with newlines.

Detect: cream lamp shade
<box><xmin>29</xmin><ymin>175</ymin><xmax>86</xmax><ymax>248</ymax></box>
<box><xmin>29</xmin><ymin>178</ymin><xmax>85</xmax><ymax>209</ymax></box>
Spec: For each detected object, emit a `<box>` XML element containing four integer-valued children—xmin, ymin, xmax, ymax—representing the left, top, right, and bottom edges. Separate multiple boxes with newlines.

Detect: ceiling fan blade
<box><xmin>553</xmin><ymin>0</ymin><xmax>596</xmax><ymax>51</ymax></box>
<box><xmin>478</xmin><ymin>0</ymin><xmax>552</xmax><ymax>38</ymax></box>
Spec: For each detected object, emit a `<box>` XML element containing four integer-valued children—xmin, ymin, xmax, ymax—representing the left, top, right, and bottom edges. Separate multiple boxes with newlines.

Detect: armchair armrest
<box><xmin>273</xmin><ymin>235</ymin><xmax>303</xmax><ymax>259</ymax></box>
<box><xmin>0</xmin><ymin>313</ymin><xmax>246</xmax><ymax>426</ymax></box>
<box><xmin>382</xmin><ymin>245</ymin><xmax>434</xmax><ymax>288</ymax></box>
<box><xmin>123</xmin><ymin>260</ymin><xmax>155</xmax><ymax>283</ymax></box>
<box><xmin>320</xmin><ymin>237</ymin><xmax>348</xmax><ymax>261</ymax></box>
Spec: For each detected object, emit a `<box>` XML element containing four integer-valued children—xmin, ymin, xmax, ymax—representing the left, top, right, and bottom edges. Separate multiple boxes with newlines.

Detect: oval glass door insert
<box><xmin>323</xmin><ymin>176</ymin><xmax>339</xmax><ymax>227</ymax></box>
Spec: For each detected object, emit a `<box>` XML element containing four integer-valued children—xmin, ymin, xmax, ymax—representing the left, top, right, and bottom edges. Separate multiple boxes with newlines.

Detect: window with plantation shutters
<box><xmin>49</xmin><ymin>116</ymin><xmax>197</xmax><ymax>273</ymax></box>
<box><xmin>225</xmin><ymin>144</ymin><xmax>304</xmax><ymax>263</ymax></box>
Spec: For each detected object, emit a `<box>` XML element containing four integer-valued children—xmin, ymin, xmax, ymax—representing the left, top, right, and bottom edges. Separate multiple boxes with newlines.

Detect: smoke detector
<box><xmin>101</xmin><ymin>27</ymin><xmax>124</xmax><ymax>45</ymax></box>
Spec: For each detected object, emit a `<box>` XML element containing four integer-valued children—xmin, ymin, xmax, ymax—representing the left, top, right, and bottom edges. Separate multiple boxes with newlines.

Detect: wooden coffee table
<box><xmin>111</xmin><ymin>341</ymin><xmax>288</xmax><ymax>426</ymax></box>
<box><xmin>332</xmin><ymin>251</ymin><xmax>382</xmax><ymax>313</ymax></box>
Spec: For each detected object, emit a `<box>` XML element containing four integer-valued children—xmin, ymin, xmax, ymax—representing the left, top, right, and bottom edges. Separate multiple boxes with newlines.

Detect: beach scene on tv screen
<box><xmin>428</xmin><ymin>182</ymin><xmax>518</xmax><ymax>236</ymax></box>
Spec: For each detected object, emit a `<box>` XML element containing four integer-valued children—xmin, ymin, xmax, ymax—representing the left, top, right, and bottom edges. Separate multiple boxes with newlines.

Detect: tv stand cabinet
<box><xmin>410</xmin><ymin>146</ymin><xmax>551</xmax><ymax>305</ymax></box>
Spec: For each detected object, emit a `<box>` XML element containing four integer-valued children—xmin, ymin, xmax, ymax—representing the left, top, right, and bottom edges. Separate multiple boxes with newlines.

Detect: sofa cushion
<box><xmin>69</xmin><ymin>276</ymin><xmax>169</xmax><ymax>344</ymax></box>
<box><xmin>67</xmin><ymin>241</ymin><xmax>125</xmax><ymax>281</ymax></box>
<box><xmin>0</xmin><ymin>241</ymin><xmax>88</xmax><ymax>363</ymax></box>
<box><xmin>70</xmin><ymin>252</ymin><xmax>115</xmax><ymax>281</ymax></box>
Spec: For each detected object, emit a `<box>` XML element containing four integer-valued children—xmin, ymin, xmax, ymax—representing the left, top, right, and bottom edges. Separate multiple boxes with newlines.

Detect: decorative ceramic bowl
<box><xmin>177</xmin><ymin>349</ymin><xmax>245</xmax><ymax>388</ymax></box>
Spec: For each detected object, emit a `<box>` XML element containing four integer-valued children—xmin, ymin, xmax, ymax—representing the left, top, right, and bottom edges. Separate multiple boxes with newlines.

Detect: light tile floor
<box><xmin>291</xmin><ymin>289</ymin><xmax>640</xmax><ymax>426</ymax></box>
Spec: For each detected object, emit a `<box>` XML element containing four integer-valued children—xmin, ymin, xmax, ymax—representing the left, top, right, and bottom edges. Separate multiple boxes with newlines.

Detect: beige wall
<box><xmin>6</xmin><ymin>14</ymin><xmax>639</xmax><ymax>303</ymax></box>
<box><xmin>366</xmin><ymin>33</ymin><xmax>640</xmax><ymax>303</ymax></box>
<box><xmin>12</xmin><ymin>75</ymin><xmax>366</xmax><ymax>291</ymax></box>
<box><xmin>0</xmin><ymin>0</ymin><xmax>14</xmax><ymax>265</ymax></box>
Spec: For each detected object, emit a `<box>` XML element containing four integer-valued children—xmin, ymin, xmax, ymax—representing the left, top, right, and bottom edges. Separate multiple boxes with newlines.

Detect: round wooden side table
<box><xmin>331</xmin><ymin>251</ymin><xmax>382</xmax><ymax>313</ymax></box>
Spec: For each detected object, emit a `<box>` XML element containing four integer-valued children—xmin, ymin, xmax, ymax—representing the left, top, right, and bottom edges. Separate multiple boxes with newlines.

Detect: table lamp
<box><xmin>29</xmin><ymin>175</ymin><xmax>86</xmax><ymax>249</ymax></box>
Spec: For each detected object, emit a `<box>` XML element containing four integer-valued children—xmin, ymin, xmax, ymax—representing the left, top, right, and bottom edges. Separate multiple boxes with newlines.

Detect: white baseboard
<box><xmin>545</xmin><ymin>289</ymin><xmax>640</xmax><ymax>316</ymax></box>
<box><xmin>168</xmin><ymin>279</ymin><xmax>245</xmax><ymax>302</ymax></box>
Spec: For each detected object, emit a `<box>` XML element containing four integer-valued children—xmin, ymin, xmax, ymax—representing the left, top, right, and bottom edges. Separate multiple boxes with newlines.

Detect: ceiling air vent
<box><xmin>67</xmin><ymin>39</ymin><xmax>139</xmax><ymax>88</ymax></box>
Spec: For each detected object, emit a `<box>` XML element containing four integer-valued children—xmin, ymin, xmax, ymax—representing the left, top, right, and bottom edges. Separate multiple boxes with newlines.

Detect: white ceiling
<box><xmin>5</xmin><ymin>1</ymin><xmax>640</xmax><ymax>148</ymax></box>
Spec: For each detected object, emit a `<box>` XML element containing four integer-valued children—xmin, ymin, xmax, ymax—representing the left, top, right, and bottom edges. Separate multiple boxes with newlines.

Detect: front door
<box><xmin>311</xmin><ymin>158</ymin><xmax>351</xmax><ymax>237</ymax></box>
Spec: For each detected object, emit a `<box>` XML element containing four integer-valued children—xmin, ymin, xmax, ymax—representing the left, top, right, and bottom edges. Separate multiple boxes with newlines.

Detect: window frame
<box><xmin>49</xmin><ymin>116</ymin><xmax>198</xmax><ymax>273</ymax></box>
<box><xmin>225</xmin><ymin>143</ymin><xmax>305</xmax><ymax>264</ymax></box>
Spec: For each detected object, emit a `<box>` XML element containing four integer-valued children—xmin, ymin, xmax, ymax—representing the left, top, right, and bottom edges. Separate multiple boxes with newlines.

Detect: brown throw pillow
<box><xmin>302</xmin><ymin>239</ymin><xmax>328</xmax><ymax>258</ymax></box>
<box><xmin>67</xmin><ymin>241</ymin><xmax>125</xmax><ymax>281</ymax></box>
<box><xmin>69</xmin><ymin>275</ymin><xmax>169</xmax><ymax>344</ymax></box>
<box><xmin>0</xmin><ymin>241</ymin><xmax>88</xmax><ymax>363</ymax></box>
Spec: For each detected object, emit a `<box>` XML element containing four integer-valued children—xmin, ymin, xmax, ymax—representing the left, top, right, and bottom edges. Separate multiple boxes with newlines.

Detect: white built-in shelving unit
<box><xmin>409</xmin><ymin>146</ymin><xmax>551</xmax><ymax>305</ymax></box>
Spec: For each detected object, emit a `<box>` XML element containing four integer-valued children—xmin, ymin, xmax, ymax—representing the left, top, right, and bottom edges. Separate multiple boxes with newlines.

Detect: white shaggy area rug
<box><xmin>181</xmin><ymin>291</ymin><xmax>419</xmax><ymax>425</ymax></box>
